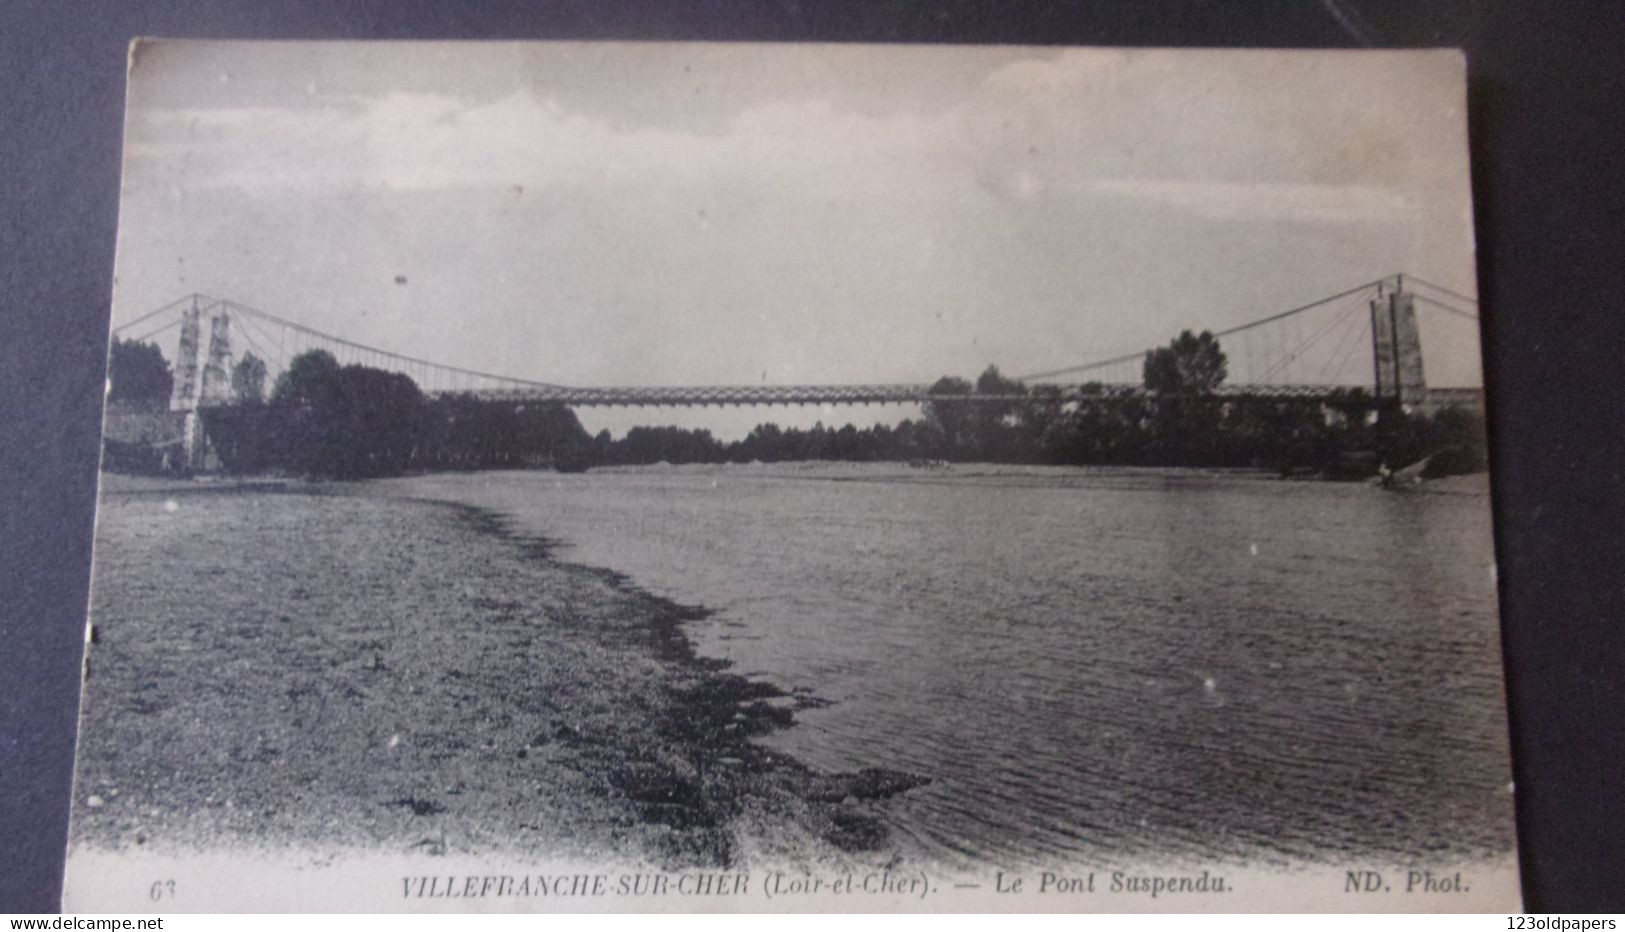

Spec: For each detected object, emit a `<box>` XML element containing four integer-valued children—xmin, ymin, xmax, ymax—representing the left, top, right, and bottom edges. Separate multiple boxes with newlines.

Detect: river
<box><xmin>389</xmin><ymin>463</ymin><xmax>1515</xmax><ymax>870</ymax></box>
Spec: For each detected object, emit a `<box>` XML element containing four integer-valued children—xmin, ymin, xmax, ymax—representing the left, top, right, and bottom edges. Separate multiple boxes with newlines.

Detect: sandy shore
<box><xmin>70</xmin><ymin>479</ymin><xmax>925</xmax><ymax>868</ymax></box>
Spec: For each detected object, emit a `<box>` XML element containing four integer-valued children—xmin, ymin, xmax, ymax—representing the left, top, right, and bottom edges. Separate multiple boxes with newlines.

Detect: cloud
<box><xmin>126</xmin><ymin>89</ymin><xmax>967</xmax><ymax>201</ymax></box>
<box><xmin>1085</xmin><ymin>177</ymin><xmax>1414</xmax><ymax>223</ymax></box>
<box><xmin>124</xmin><ymin>61</ymin><xmax>1428</xmax><ymax>234</ymax></box>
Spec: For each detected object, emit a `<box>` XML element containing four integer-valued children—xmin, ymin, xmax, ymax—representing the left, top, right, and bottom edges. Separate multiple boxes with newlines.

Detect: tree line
<box><xmin>581</xmin><ymin>382</ymin><xmax>1483</xmax><ymax>478</ymax></box>
<box><xmin>581</xmin><ymin>332</ymin><xmax>1483</xmax><ymax>477</ymax></box>
<box><xmin>107</xmin><ymin>332</ymin><xmax>1487</xmax><ymax>480</ymax></box>
<box><xmin>198</xmin><ymin>350</ymin><xmax>596</xmax><ymax>479</ymax></box>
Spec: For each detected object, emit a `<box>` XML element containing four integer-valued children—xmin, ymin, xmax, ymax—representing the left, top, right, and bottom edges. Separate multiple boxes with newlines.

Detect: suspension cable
<box><xmin>1413</xmin><ymin>293</ymin><xmax>1481</xmax><ymax>321</ymax></box>
<box><xmin>1014</xmin><ymin>276</ymin><xmax>1392</xmax><ymax>381</ymax></box>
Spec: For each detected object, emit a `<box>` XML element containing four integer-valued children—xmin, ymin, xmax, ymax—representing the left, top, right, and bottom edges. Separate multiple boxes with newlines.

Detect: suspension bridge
<box><xmin>107</xmin><ymin>273</ymin><xmax>1482</xmax><ymax>467</ymax></box>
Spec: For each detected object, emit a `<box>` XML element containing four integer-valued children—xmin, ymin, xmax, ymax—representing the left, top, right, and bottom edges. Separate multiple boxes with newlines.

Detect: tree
<box><xmin>612</xmin><ymin>425</ymin><xmax>725</xmax><ymax>464</ymax></box>
<box><xmin>921</xmin><ymin>375</ymin><xmax>973</xmax><ymax>457</ymax></box>
<box><xmin>1024</xmin><ymin>383</ymin><xmax>1067</xmax><ymax>452</ymax></box>
<box><xmin>1143</xmin><ymin>330</ymin><xmax>1227</xmax><ymax>395</ymax></box>
<box><xmin>279</xmin><ymin>364</ymin><xmax>424</xmax><ymax>478</ymax></box>
<box><xmin>107</xmin><ymin>338</ymin><xmax>173</xmax><ymax>406</ymax></box>
<box><xmin>413</xmin><ymin>395</ymin><xmax>592</xmax><ymax>470</ymax></box>
<box><xmin>259</xmin><ymin>351</ymin><xmax>427</xmax><ymax>478</ymax></box>
<box><xmin>920</xmin><ymin>367</ymin><xmax>1046</xmax><ymax>460</ymax></box>
<box><xmin>321</xmin><ymin>366</ymin><xmax>425</xmax><ymax>478</ymax></box>
<box><xmin>974</xmin><ymin>365</ymin><xmax>1026</xmax><ymax>399</ymax></box>
<box><xmin>969</xmin><ymin>365</ymin><xmax>1031</xmax><ymax>461</ymax></box>
<box><xmin>272</xmin><ymin>349</ymin><xmax>341</xmax><ymax>406</ymax></box>
<box><xmin>232</xmin><ymin>352</ymin><xmax>268</xmax><ymax>403</ymax></box>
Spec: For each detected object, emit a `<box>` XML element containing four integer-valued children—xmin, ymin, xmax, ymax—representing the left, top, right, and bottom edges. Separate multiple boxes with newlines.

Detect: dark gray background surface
<box><xmin>3</xmin><ymin>0</ymin><xmax>1621</xmax><ymax>913</ymax></box>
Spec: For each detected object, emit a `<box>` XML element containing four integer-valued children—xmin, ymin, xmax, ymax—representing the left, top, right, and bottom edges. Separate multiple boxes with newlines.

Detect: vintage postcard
<box><xmin>65</xmin><ymin>41</ymin><xmax>1517</xmax><ymax>911</ymax></box>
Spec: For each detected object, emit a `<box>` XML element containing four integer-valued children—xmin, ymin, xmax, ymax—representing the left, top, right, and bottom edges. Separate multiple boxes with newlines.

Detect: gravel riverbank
<box><xmin>70</xmin><ymin>479</ymin><xmax>926</xmax><ymax>867</ymax></box>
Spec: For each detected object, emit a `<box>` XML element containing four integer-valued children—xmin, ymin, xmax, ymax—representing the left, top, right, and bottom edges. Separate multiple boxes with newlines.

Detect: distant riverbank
<box><xmin>72</xmin><ymin>479</ymin><xmax>925</xmax><ymax>867</ymax></box>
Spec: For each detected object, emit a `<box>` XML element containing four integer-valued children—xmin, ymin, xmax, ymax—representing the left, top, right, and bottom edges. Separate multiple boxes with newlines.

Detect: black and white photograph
<box><xmin>64</xmin><ymin>40</ymin><xmax>1518</xmax><ymax>911</ymax></box>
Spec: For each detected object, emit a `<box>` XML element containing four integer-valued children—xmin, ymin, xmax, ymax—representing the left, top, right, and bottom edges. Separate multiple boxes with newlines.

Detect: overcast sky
<box><xmin>111</xmin><ymin>41</ymin><xmax>1482</xmax><ymax>436</ymax></box>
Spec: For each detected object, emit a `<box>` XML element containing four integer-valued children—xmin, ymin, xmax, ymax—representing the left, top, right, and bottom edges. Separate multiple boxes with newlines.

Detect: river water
<box><xmin>392</xmin><ymin>463</ymin><xmax>1515</xmax><ymax>869</ymax></box>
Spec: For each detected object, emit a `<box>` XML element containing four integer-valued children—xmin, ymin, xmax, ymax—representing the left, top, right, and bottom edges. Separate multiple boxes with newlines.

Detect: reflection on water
<box><xmin>394</xmin><ymin>464</ymin><xmax>1514</xmax><ymax>868</ymax></box>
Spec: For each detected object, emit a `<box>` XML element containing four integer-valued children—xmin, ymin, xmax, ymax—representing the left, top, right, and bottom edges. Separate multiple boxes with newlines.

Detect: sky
<box><xmin>111</xmin><ymin>41</ymin><xmax>1483</xmax><ymax>438</ymax></box>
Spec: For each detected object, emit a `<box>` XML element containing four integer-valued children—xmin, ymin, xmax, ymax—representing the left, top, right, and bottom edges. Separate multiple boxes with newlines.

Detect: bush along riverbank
<box><xmin>71</xmin><ymin>483</ymin><xmax>927</xmax><ymax>868</ymax></box>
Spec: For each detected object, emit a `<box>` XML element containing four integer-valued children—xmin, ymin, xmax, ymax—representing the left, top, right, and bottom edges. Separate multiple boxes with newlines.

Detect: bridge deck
<box><xmin>452</xmin><ymin>382</ymin><xmax>1380</xmax><ymax>407</ymax></box>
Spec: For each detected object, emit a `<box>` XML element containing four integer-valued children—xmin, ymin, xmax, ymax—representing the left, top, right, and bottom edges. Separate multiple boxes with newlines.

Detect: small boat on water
<box><xmin>1375</xmin><ymin>455</ymin><xmax>1432</xmax><ymax>490</ymax></box>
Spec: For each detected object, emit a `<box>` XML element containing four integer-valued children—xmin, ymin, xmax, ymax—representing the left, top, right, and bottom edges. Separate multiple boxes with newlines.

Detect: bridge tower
<box><xmin>168</xmin><ymin>299</ymin><xmax>202</xmax><ymax>411</ymax></box>
<box><xmin>199</xmin><ymin>309</ymin><xmax>236</xmax><ymax>405</ymax></box>
<box><xmin>166</xmin><ymin>298</ymin><xmax>235</xmax><ymax>468</ymax></box>
<box><xmin>1370</xmin><ymin>278</ymin><xmax>1427</xmax><ymax>406</ymax></box>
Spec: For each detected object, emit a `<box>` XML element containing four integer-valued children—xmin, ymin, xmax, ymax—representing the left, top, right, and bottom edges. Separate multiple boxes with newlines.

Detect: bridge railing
<box><xmin>445</xmin><ymin>382</ymin><xmax>1390</xmax><ymax>407</ymax></box>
